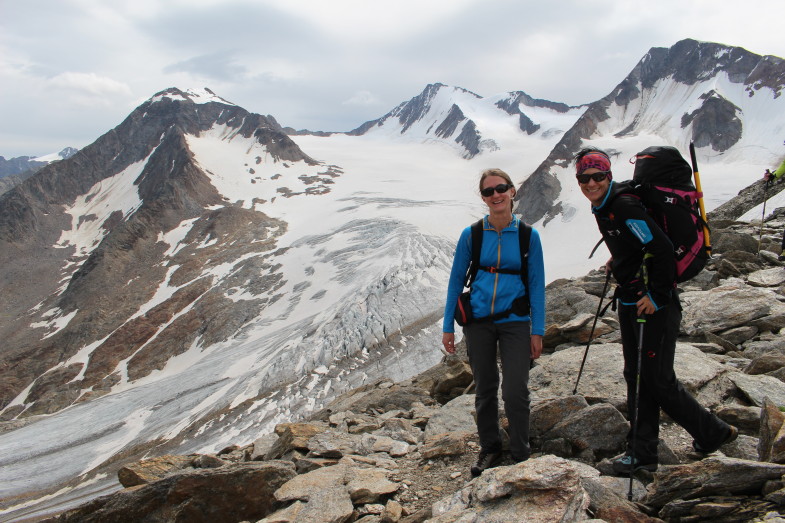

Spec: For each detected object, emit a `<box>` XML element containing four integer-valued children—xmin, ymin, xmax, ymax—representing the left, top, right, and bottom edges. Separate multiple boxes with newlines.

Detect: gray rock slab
<box><xmin>680</xmin><ymin>284</ymin><xmax>785</xmax><ymax>336</ymax></box>
<box><xmin>728</xmin><ymin>371</ymin><xmax>785</xmax><ymax>407</ymax></box>
<box><xmin>424</xmin><ymin>393</ymin><xmax>476</xmax><ymax>438</ymax></box>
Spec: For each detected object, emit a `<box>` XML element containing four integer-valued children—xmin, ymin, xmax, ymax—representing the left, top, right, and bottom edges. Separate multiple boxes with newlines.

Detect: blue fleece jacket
<box><xmin>443</xmin><ymin>215</ymin><xmax>546</xmax><ymax>335</ymax></box>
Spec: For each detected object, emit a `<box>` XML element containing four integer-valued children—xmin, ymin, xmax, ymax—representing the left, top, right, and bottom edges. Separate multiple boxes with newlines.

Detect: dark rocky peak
<box><xmin>57</xmin><ymin>147</ymin><xmax>78</xmax><ymax>159</ymax></box>
<box><xmin>0</xmin><ymin>148</ymin><xmax>77</xmax><ymax>181</ymax></box>
<box><xmin>516</xmin><ymin>39</ymin><xmax>785</xmax><ymax>224</ymax></box>
<box><xmin>393</xmin><ymin>83</ymin><xmax>481</xmax><ymax>133</ymax></box>
<box><xmin>0</xmin><ymin>86</ymin><xmax>315</xmax><ymax>243</ymax></box>
<box><xmin>349</xmin><ymin>83</ymin><xmax>481</xmax><ymax>135</ymax></box>
<box><xmin>496</xmin><ymin>90</ymin><xmax>574</xmax><ymax>114</ymax></box>
<box><xmin>639</xmin><ymin>38</ymin><xmax>778</xmax><ymax>90</ymax></box>
<box><xmin>138</xmin><ymin>87</ymin><xmax>316</xmax><ymax>165</ymax></box>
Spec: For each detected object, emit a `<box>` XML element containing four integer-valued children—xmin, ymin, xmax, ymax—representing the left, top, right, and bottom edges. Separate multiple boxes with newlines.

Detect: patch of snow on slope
<box><xmin>55</xmin><ymin>158</ymin><xmax>146</xmax><ymax>258</ymax></box>
<box><xmin>186</xmin><ymin>124</ymin><xmax>327</xmax><ymax>211</ymax></box>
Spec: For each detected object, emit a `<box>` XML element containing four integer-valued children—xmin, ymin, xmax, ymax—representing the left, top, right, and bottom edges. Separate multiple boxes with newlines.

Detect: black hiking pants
<box><xmin>618</xmin><ymin>294</ymin><xmax>730</xmax><ymax>463</ymax></box>
<box><xmin>463</xmin><ymin>320</ymin><xmax>531</xmax><ymax>461</ymax></box>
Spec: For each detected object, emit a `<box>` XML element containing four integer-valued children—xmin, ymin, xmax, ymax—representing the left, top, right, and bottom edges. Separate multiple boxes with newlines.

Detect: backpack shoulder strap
<box><xmin>465</xmin><ymin>219</ymin><xmax>484</xmax><ymax>287</ymax></box>
<box><xmin>518</xmin><ymin>221</ymin><xmax>531</xmax><ymax>286</ymax></box>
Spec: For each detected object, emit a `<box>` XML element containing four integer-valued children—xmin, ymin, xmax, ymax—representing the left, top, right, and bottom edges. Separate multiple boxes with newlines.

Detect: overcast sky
<box><xmin>2</xmin><ymin>0</ymin><xmax>784</xmax><ymax>158</ymax></box>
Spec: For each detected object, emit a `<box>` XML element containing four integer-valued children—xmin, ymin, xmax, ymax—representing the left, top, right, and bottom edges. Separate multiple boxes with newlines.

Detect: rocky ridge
<box><xmin>37</xmin><ymin>210</ymin><xmax>785</xmax><ymax>522</ymax></box>
<box><xmin>0</xmin><ymin>148</ymin><xmax>78</xmax><ymax>196</ymax></box>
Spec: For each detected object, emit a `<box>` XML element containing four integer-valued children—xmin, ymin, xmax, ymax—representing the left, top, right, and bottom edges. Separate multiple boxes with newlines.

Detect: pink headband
<box><xmin>576</xmin><ymin>152</ymin><xmax>611</xmax><ymax>175</ymax></box>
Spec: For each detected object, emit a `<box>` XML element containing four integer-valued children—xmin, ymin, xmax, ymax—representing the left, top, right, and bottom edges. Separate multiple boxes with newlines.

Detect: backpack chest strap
<box><xmin>479</xmin><ymin>266</ymin><xmax>521</xmax><ymax>275</ymax></box>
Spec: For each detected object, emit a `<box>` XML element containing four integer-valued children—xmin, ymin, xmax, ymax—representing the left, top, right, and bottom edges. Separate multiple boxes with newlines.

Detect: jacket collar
<box><xmin>483</xmin><ymin>214</ymin><xmax>520</xmax><ymax>231</ymax></box>
<box><xmin>591</xmin><ymin>180</ymin><xmax>617</xmax><ymax>214</ymax></box>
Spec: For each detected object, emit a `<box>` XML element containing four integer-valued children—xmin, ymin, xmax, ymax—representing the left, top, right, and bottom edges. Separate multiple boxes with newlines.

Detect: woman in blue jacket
<box><xmin>442</xmin><ymin>168</ymin><xmax>545</xmax><ymax>476</ymax></box>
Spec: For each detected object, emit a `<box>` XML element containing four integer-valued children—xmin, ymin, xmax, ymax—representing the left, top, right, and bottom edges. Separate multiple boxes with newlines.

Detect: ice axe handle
<box><xmin>689</xmin><ymin>143</ymin><xmax>711</xmax><ymax>255</ymax></box>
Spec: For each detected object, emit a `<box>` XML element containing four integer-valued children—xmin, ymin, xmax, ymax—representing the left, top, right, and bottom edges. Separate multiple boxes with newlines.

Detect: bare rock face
<box><xmin>682</xmin><ymin>91</ymin><xmax>742</xmax><ymax>152</ymax></box>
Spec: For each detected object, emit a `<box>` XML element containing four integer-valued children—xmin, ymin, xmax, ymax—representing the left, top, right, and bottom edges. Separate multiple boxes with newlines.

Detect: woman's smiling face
<box><xmin>481</xmin><ymin>175</ymin><xmax>515</xmax><ymax>212</ymax></box>
<box><xmin>578</xmin><ymin>168</ymin><xmax>611</xmax><ymax>206</ymax></box>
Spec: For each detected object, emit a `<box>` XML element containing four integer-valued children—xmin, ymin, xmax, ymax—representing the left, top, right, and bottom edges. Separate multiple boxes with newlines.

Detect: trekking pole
<box><xmin>689</xmin><ymin>143</ymin><xmax>711</xmax><ymax>256</ymax></box>
<box><xmin>628</xmin><ymin>315</ymin><xmax>646</xmax><ymax>501</ymax></box>
<box><xmin>572</xmin><ymin>270</ymin><xmax>611</xmax><ymax>395</ymax></box>
<box><xmin>758</xmin><ymin>176</ymin><xmax>772</xmax><ymax>255</ymax></box>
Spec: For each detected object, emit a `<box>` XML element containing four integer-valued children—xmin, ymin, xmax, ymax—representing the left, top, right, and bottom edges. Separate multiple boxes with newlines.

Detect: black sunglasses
<box><xmin>576</xmin><ymin>171</ymin><xmax>611</xmax><ymax>184</ymax></box>
<box><xmin>481</xmin><ymin>183</ymin><xmax>513</xmax><ymax>197</ymax></box>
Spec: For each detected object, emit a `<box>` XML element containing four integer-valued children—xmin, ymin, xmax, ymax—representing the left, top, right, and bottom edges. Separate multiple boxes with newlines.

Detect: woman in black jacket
<box><xmin>575</xmin><ymin>147</ymin><xmax>737</xmax><ymax>474</ymax></box>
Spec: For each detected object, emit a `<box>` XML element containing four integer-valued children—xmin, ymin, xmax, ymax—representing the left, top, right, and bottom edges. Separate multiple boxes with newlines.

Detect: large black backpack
<box><xmin>615</xmin><ymin>145</ymin><xmax>709</xmax><ymax>283</ymax></box>
<box><xmin>454</xmin><ymin>219</ymin><xmax>531</xmax><ymax>325</ymax></box>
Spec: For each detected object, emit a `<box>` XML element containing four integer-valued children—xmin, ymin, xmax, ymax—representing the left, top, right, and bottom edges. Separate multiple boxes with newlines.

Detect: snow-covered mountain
<box><xmin>516</xmin><ymin>39</ymin><xmax>785</xmax><ymax>268</ymax></box>
<box><xmin>348</xmin><ymin>82</ymin><xmax>584</xmax><ymax>158</ymax></box>
<box><xmin>0</xmin><ymin>39</ymin><xmax>784</xmax><ymax>521</ymax></box>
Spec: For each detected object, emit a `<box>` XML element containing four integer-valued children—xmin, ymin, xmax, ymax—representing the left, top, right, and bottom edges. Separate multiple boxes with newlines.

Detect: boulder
<box><xmin>266</xmin><ymin>422</ymin><xmax>329</xmax><ymax>460</ymax></box>
<box><xmin>747</xmin><ymin>267</ymin><xmax>785</xmax><ymax>287</ymax></box>
<box><xmin>548</xmin><ymin>403</ymin><xmax>628</xmax><ymax>457</ymax></box>
<box><xmin>429</xmin><ymin>359</ymin><xmax>473</xmax><ymax>404</ymax></box>
<box><xmin>50</xmin><ymin>462</ymin><xmax>296</xmax><ymax>523</ymax></box>
<box><xmin>727</xmin><ymin>372</ymin><xmax>785</xmax><ymax>407</ymax></box>
<box><xmin>745</xmin><ymin>353</ymin><xmax>785</xmax><ymax>375</ymax></box>
<box><xmin>680</xmin><ymin>284</ymin><xmax>785</xmax><ymax>336</ymax></box>
<box><xmin>711</xmin><ymin>230</ymin><xmax>758</xmax><ymax>254</ymax></box>
<box><xmin>718</xmin><ymin>325</ymin><xmax>758</xmax><ymax>345</ymax></box>
<box><xmin>424</xmin><ymin>394</ymin><xmax>476</xmax><ymax>438</ymax></box>
<box><xmin>530</xmin><ymin>343</ymin><xmax>728</xmax><ymax>407</ymax></box>
<box><xmin>420</xmin><ymin>431</ymin><xmax>471</xmax><ymax>460</ymax></box>
<box><xmin>760</xmin><ymin>398</ymin><xmax>785</xmax><ymax>463</ymax></box>
<box><xmin>646</xmin><ymin>457</ymin><xmax>785</xmax><ymax>507</ymax></box>
<box><xmin>715</xmin><ymin>404</ymin><xmax>761</xmax><ymax>434</ymax></box>
<box><xmin>117</xmin><ymin>454</ymin><xmax>197</xmax><ymax>487</ymax></box>
<box><xmin>431</xmin><ymin>456</ymin><xmax>592</xmax><ymax>522</ymax></box>
<box><xmin>530</xmin><ymin>395</ymin><xmax>589</xmax><ymax>439</ymax></box>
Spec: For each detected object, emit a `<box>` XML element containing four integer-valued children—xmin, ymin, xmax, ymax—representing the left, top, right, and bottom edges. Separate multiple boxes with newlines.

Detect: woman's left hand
<box><xmin>530</xmin><ymin>334</ymin><xmax>543</xmax><ymax>360</ymax></box>
<box><xmin>636</xmin><ymin>295</ymin><xmax>656</xmax><ymax>316</ymax></box>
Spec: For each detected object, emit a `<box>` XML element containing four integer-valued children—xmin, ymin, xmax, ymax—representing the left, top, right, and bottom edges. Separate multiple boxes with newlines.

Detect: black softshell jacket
<box><xmin>591</xmin><ymin>181</ymin><xmax>675</xmax><ymax>309</ymax></box>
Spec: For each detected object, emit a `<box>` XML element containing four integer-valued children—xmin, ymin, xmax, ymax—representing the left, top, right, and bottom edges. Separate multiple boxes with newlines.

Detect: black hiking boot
<box><xmin>693</xmin><ymin>425</ymin><xmax>738</xmax><ymax>454</ymax></box>
<box><xmin>612</xmin><ymin>454</ymin><xmax>658</xmax><ymax>474</ymax></box>
<box><xmin>470</xmin><ymin>450</ymin><xmax>502</xmax><ymax>477</ymax></box>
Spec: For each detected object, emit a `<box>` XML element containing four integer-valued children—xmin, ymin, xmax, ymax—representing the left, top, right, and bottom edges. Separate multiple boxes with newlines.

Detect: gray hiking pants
<box><xmin>463</xmin><ymin>320</ymin><xmax>531</xmax><ymax>461</ymax></box>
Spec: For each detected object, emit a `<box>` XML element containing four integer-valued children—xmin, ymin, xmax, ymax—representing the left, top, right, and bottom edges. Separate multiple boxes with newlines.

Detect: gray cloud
<box><xmin>163</xmin><ymin>51</ymin><xmax>248</xmax><ymax>82</ymax></box>
<box><xmin>1</xmin><ymin>0</ymin><xmax>784</xmax><ymax>157</ymax></box>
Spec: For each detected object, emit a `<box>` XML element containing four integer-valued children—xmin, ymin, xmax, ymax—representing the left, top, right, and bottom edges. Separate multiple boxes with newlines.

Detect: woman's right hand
<box><xmin>442</xmin><ymin>332</ymin><xmax>455</xmax><ymax>354</ymax></box>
